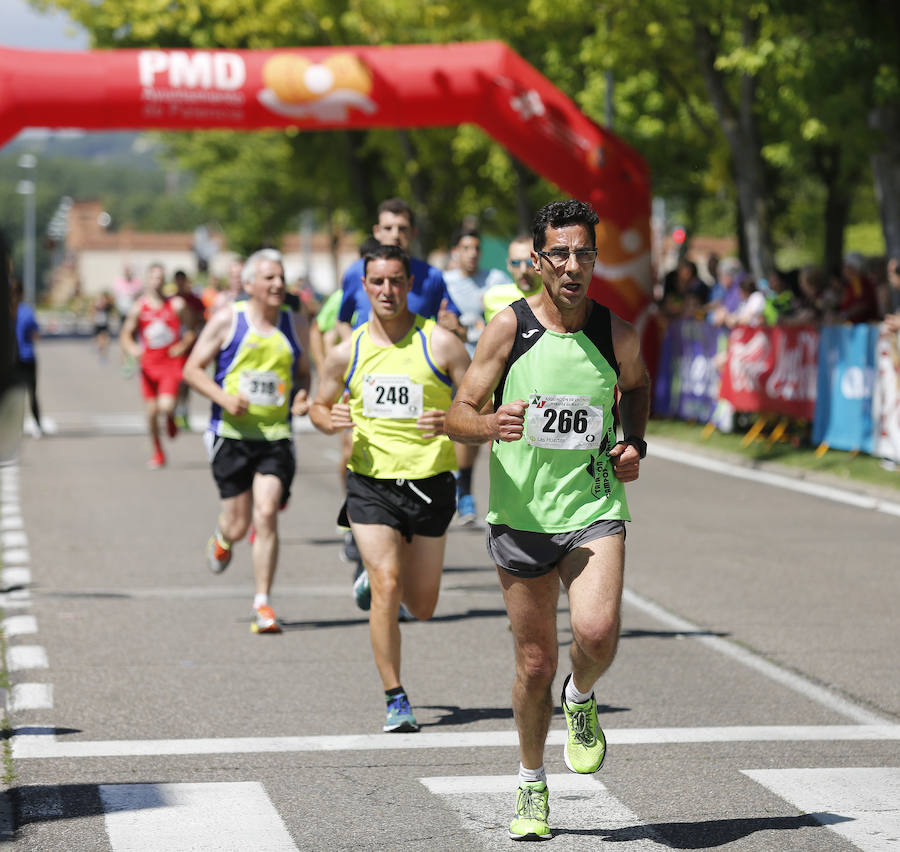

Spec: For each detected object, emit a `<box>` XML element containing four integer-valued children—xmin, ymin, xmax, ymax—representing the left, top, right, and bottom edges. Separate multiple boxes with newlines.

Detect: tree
<box><xmin>33</xmin><ymin>0</ymin><xmax>895</xmax><ymax>274</ymax></box>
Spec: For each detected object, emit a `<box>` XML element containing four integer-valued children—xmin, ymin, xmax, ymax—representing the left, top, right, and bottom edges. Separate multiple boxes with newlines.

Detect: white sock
<box><xmin>253</xmin><ymin>593</ymin><xmax>269</xmax><ymax>610</ymax></box>
<box><xmin>518</xmin><ymin>764</ymin><xmax>547</xmax><ymax>785</ymax></box>
<box><xmin>565</xmin><ymin>675</ymin><xmax>593</xmax><ymax>706</ymax></box>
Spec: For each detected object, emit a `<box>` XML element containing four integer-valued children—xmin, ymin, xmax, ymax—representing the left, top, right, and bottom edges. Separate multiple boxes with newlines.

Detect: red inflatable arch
<box><xmin>0</xmin><ymin>40</ymin><xmax>657</xmax><ymax>344</ymax></box>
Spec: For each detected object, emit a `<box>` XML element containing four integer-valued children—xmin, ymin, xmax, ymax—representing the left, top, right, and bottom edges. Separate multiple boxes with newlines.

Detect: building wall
<box><xmin>77</xmin><ymin>251</ymin><xmax>198</xmax><ymax>297</ymax></box>
<box><xmin>73</xmin><ymin>248</ymin><xmax>361</xmax><ymax>298</ymax></box>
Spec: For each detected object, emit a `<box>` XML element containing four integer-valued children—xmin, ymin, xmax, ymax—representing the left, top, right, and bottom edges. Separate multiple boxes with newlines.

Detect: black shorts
<box><xmin>205</xmin><ymin>434</ymin><xmax>296</xmax><ymax>503</ymax></box>
<box><xmin>340</xmin><ymin>471</ymin><xmax>456</xmax><ymax>543</ymax></box>
<box><xmin>486</xmin><ymin>518</ymin><xmax>626</xmax><ymax>578</ymax></box>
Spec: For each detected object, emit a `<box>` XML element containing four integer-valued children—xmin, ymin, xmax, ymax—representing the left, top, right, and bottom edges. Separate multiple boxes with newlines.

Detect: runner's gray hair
<box><xmin>242</xmin><ymin>249</ymin><xmax>284</xmax><ymax>285</ymax></box>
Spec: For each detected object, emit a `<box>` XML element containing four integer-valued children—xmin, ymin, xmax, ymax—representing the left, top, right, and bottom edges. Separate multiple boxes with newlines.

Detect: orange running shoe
<box><xmin>205</xmin><ymin>535</ymin><xmax>232</xmax><ymax>574</ymax></box>
<box><xmin>251</xmin><ymin>604</ymin><xmax>281</xmax><ymax>634</ymax></box>
<box><xmin>147</xmin><ymin>449</ymin><xmax>166</xmax><ymax>469</ymax></box>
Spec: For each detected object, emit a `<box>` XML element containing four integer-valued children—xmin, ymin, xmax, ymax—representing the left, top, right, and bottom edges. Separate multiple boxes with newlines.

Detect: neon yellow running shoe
<box><xmin>561</xmin><ymin>675</ymin><xmax>606</xmax><ymax>774</ymax></box>
<box><xmin>508</xmin><ymin>781</ymin><xmax>550</xmax><ymax>841</ymax></box>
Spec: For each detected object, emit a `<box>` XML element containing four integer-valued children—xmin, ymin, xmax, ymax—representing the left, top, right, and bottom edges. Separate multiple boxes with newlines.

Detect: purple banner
<box><xmin>653</xmin><ymin>320</ymin><xmax>728</xmax><ymax>422</ymax></box>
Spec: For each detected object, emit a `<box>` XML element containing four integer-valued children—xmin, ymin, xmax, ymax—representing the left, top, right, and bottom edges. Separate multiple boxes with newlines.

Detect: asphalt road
<box><xmin>1</xmin><ymin>338</ymin><xmax>898</xmax><ymax>851</ymax></box>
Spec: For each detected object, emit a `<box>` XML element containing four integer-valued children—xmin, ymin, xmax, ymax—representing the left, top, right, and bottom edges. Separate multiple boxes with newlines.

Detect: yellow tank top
<box><xmin>211</xmin><ymin>302</ymin><xmax>301</xmax><ymax>441</ymax></box>
<box><xmin>344</xmin><ymin>315</ymin><xmax>457</xmax><ymax>479</ymax></box>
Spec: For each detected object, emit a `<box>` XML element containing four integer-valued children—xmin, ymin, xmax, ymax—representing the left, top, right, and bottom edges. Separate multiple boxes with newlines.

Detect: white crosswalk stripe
<box><xmin>420</xmin><ymin>773</ymin><xmax>662</xmax><ymax>849</ymax></box>
<box><xmin>99</xmin><ymin>782</ymin><xmax>297</xmax><ymax>851</ymax></box>
<box><xmin>9</xmin><ymin>766</ymin><xmax>900</xmax><ymax>851</ymax></box>
<box><xmin>743</xmin><ymin>768</ymin><xmax>900</xmax><ymax>852</ymax></box>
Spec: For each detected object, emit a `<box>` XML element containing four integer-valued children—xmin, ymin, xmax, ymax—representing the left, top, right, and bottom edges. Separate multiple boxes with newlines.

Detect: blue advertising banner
<box><xmin>812</xmin><ymin>324</ymin><xmax>880</xmax><ymax>453</ymax></box>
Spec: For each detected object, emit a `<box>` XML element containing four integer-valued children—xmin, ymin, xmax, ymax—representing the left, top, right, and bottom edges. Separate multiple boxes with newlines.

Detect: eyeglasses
<box><xmin>536</xmin><ymin>248</ymin><xmax>598</xmax><ymax>268</ymax></box>
<box><xmin>508</xmin><ymin>259</ymin><xmax>530</xmax><ymax>268</ymax></box>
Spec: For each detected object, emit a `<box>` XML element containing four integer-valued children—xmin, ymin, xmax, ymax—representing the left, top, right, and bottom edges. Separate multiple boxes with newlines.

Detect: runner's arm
<box><xmin>167</xmin><ymin>296</ymin><xmax>197</xmax><ymax>357</ymax></box>
<box><xmin>308</xmin><ymin>321</ymin><xmax>327</xmax><ymax>376</ymax></box>
<box><xmin>182</xmin><ymin>308</ymin><xmax>249</xmax><ymax>417</ymax></box>
<box><xmin>291</xmin><ymin>311</ymin><xmax>312</xmax><ymax>415</ymax></box>
<box><xmin>308</xmin><ymin>339</ymin><xmax>353</xmax><ymax>435</ymax></box>
<box><xmin>445</xmin><ymin>308</ymin><xmax>525</xmax><ymax>444</ymax></box>
<box><xmin>416</xmin><ymin>325</ymin><xmax>472</xmax><ymax>438</ymax></box>
<box><xmin>608</xmin><ymin>315</ymin><xmax>651</xmax><ymax>482</ymax></box>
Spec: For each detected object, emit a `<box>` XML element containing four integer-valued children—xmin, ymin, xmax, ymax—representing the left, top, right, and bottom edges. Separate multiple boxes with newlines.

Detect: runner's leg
<box><xmin>497</xmin><ymin>567</ymin><xmax>560</xmax><ymax>770</ymax></box>
<box><xmin>250</xmin><ymin>472</ymin><xmax>284</xmax><ymax>599</ymax></box>
<box><xmin>398</xmin><ymin>533</ymin><xmax>446</xmax><ymax>620</ymax></box>
<box><xmin>559</xmin><ymin>533</ymin><xmax>625</xmax><ymax>693</ymax></box>
<box><xmin>351</xmin><ymin>521</ymin><xmax>405</xmax><ymax>690</ymax></box>
<box><xmin>218</xmin><ymin>490</ymin><xmax>252</xmax><ymax>545</ymax></box>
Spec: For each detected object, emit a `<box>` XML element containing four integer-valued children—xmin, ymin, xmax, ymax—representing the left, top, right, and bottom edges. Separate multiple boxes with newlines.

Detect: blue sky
<box><xmin>2</xmin><ymin>0</ymin><xmax>89</xmax><ymax>50</ymax></box>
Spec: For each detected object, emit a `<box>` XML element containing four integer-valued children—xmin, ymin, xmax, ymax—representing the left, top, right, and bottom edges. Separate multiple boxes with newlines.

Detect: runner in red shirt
<box><xmin>119</xmin><ymin>263</ymin><xmax>199</xmax><ymax>468</ymax></box>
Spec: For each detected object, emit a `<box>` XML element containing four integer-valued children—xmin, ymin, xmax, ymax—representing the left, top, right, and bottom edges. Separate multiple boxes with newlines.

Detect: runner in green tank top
<box><xmin>446</xmin><ymin>200</ymin><xmax>650</xmax><ymax>841</ymax></box>
<box><xmin>310</xmin><ymin>244</ymin><xmax>471</xmax><ymax>734</ymax></box>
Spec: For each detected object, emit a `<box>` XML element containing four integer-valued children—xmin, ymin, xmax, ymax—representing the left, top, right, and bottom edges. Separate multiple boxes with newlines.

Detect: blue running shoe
<box><xmin>384</xmin><ymin>693</ymin><xmax>419</xmax><ymax>733</ymax></box>
<box><xmin>353</xmin><ymin>566</ymin><xmax>371</xmax><ymax>611</ymax></box>
<box><xmin>456</xmin><ymin>493</ymin><xmax>477</xmax><ymax>525</ymax></box>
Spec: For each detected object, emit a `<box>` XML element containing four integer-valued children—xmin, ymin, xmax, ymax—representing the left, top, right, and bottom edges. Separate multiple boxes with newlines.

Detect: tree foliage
<box><xmin>30</xmin><ymin>0</ymin><xmax>900</xmax><ymax>271</ymax></box>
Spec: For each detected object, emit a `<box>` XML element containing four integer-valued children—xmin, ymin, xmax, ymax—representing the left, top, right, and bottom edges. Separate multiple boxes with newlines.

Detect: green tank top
<box><xmin>315</xmin><ymin>289</ymin><xmax>342</xmax><ymax>332</ymax></box>
<box><xmin>344</xmin><ymin>315</ymin><xmax>457</xmax><ymax>479</ymax></box>
<box><xmin>487</xmin><ymin>299</ymin><xmax>630</xmax><ymax>532</ymax></box>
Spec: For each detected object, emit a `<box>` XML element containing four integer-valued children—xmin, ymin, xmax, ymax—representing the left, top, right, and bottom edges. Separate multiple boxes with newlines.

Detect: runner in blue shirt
<box><xmin>338</xmin><ymin>198</ymin><xmax>462</xmax><ymax>332</ymax></box>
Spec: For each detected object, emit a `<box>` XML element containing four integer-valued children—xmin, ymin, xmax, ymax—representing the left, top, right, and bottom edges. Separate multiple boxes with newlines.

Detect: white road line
<box><xmin>8</xmin><ymin>683</ymin><xmax>53</xmax><ymax>712</ymax></box>
<box><xmin>651</xmin><ymin>441</ymin><xmax>900</xmax><ymax>517</ymax></box>
<box><xmin>0</xmin><ymin>590</ymin><xmax>32</xmax><ymax>609</ymax></box>
<box><xmin>2</xmin><ymin>615</ymin><xmax>37</xmax><ymax>637</ymax></box>
<box><xmin>1</xmin><ymin>530</ymin><xmax>26</xmax><ymax>548</ymax></box>
<box><xmin>0</xmin><ymin>514</ymin><xmax>23</xmax><ymax>531</ymax></box>
<box><xmin>1</xmin><ymin>547</ymin><xmax>29</xmax><ymax>565</ymax></box>
<box><xmin>422</xmin><ymin>773</ymin><xmax>601</xmax><ymax>794</ymax></box>
<box><xmin>743</xmin><ymin>767</ymin><xmax>900</xmax><ymax>852</ymax></box>
<box><xmin>6</xmin><ymin>645</ymin><xmax>48</xmax><ymax>671</ymax></box>
<box><xmin>622</xmin><ymin>589</ymin><xmax>892</xmax><ymax>726</ymax></box>
<box><xmin>421</xmin><ymin>773</ymin><xmax>659</xmax><ymax>849</ymax></box>
<box><xmin>11</xmin><ymin>725</ymin><xmax>900</xmax><ymax>760</ymax></box>
<box><xmin>99</xmin><ymin>782</ymin><xmax>297</xmax><ymax>852</ymax></box>
<box><xmin>2</xmin><ymin>567</ymin><xmax>31</xmax><ymax>587</ymax></box>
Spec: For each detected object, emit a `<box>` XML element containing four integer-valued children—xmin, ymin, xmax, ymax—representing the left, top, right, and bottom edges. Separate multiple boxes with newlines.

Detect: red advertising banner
<box><xmin>719</xmin><ymin>326</ymin><xmax>819</xmax><ymax>419</ymax></box>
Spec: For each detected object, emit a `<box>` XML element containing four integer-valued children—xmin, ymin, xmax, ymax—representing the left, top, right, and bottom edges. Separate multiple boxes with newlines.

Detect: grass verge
<box><xmin>646</xmin><ymin>418</ymin><xmax>900</xmax><ymax>495</ymax></box>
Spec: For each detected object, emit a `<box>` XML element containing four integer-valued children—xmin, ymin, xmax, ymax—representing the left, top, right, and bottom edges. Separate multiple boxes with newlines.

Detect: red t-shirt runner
<box><xmin>136</xmin><ymin>297</ymin><xmax>183</xmax><ymax>398</ymax></box>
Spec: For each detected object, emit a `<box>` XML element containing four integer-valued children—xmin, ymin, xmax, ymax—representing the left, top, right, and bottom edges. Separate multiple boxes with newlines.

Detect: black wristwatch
<box><xmin>620</xmin><ymin>435</ymin><xmax>647</xmax><ymax>459</ymax></box>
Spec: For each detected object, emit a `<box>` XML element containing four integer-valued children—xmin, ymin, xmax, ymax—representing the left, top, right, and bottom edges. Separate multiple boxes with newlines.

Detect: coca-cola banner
<box><xmin>653</xmin><ymin>320</ymin><xmax>728</xmax><ymax>421</ymax></box>
<box><xmin>719</xmin><ymin>326</ymin><xmax>819</xmax><ymax>419</ymax></box>
<box><xmin>872</xmin><ymin>325</ymin><xmax>900</xmax><ymax>463</ymax></box>
<box><xmin>812</xmin><ymin>324</ymin><xmax>879</xmax><ymax>453</ymax></box>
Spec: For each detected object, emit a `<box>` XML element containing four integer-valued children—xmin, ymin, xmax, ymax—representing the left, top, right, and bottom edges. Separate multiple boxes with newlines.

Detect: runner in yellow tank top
<box><xmin>310</xmin><ymin>244</ymin><xmax>471</xmax><ymax>734</ymax></box>
<box><xmin>184</xmin><ymin>249</ymin><xmax>312</xmax><ymax>635</ymax></box>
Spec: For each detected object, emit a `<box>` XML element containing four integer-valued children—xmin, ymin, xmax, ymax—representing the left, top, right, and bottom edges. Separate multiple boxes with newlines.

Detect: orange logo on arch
<box><xmin>259</xmin><ymin>52</ymin><xmax>377</xmax><ymax>121</ymax></box>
